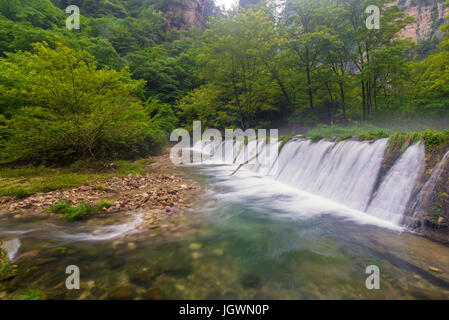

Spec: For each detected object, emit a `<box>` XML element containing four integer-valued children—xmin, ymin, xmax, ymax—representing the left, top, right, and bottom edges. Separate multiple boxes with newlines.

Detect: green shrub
<box><xmin>14</xmin><ymin>289</ymin><xmax>42</xmax><ymax>300</ymax></box>
<box><xmin>0</xmin><ymin>42</ymin><xmax>168</xmax><ymax>165</ymax></box>
<box><xmin>48</xmin><ymin>200</ymin><xmax>112</xmax><ymax>221</ymax></box>
<box><xmin>387</xmin><ymin>132</ymin><xmax>423</xmax><ymax>153</ymax></box>
<box><xmin>0</xmin><ymin>243</ymin><xmax>17</xmax><ymax>281</ymax></box>
<box><xmin>278</xmin><ymin>133</ymin><xmax>296</xmax><ymax>152</ymax></box>
<box><xmin>63</xmin><ymin>203</ymin><xmax>98</xmax><ymax>221</ymax></box>
<box><xmin>95</xmin><ymin>200</ymin><xmax>112</xmax><ymax>211</ymax></box>
<box><xmin>429</xmin><ymin>203</ymin><xmax>442</xmax><ymax>226</ymax></box>
<box><xmin>310</xmin><ymin>133</ymin><xmax>331</xmax><ymax>143</ymax></box>
<box><xmin>337</xmin><ymin>133</ymin><xmax>353</xmax><ymax>141</ymax></box>
<box><xmin>358</xmin><ymin>130</ymin><xmax>389</xmax><ymax>141</ymax></box>
<box><xmin>48</xmin><ymin>200</ymin><xmax>72</xmax><ymax>214</ymax></box>
<box><xmin>422</xmin><ymin>129</ymin><xmax>449</xmax><ymax>151</ymax></box>
<box><xmin>95</xmin><ymin>185</ymin><xmax>107</xmax><ymax>191</ymax></box>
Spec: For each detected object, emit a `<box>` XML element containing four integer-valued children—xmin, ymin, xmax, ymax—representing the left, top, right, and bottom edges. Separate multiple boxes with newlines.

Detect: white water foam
<box><xmin>186</xmin><ymin>137</ymin><xmax>425</xmax><ymax>227</ymax></box>
<box><xmin>1</xmin><ymin>238</ymin><xmax>21</xmax><ymax>261</ymax></box>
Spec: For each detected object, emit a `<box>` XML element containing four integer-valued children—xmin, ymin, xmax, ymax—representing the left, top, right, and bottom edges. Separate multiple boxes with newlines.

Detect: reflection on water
<box><xmin>1</xmin><ymin>164</ymin><xmax>449</xmax><ymax>300</ymax></box>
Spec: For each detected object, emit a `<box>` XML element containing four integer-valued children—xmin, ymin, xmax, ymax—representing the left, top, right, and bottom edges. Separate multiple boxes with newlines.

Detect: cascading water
<box><xmin>271</xmin><ymin>139</ymin><xmax>387</xmax><ymax>211</ymax></box>
<box><xmin>190</xmin><ymin>137</ymin><xmax>426</xmax><ymax>226</ymax></box>
<box><xmin>410</xmin><ymin>150</ymin><xmax>449</xmax><ymax>218</ymax></box>
<box><xmin>366</xmin><ymin>143</ymin><xmax>425</xmax><ymax>225</ymax></box>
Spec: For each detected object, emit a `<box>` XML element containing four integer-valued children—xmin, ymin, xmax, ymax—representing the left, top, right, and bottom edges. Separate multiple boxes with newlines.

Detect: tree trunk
<box><xmin>306</xmin><ymin>65</ymin><xmax>314</xmax><ymax>110</ymax></box>
<box><xmin>361</xmin><ymin>80</ymin><xmax>366</xmax><ymax>121</ymax></box>
<box><xmin>339</xmin><ymin>82</ymin><xmax>346</xmax><ymax>121</ymax></box>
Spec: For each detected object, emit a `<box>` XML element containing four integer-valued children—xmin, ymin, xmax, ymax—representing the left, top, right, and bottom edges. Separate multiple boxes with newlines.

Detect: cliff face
<box><xmin>394</xmin><ymin>0</ymin><xmax>449</xmax><ymax>42</ymax></box>
<box><xmin>168</xmin><ymin>0</ymin><xmax>206</xmax><ymax>29</ymax></box>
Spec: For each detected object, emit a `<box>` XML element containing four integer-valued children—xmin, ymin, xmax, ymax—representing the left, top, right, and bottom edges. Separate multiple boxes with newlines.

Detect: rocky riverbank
<box><xmin>0</xmin><ymin>153</ymin><xmax>201</xmax><ymax>223</ymax></box>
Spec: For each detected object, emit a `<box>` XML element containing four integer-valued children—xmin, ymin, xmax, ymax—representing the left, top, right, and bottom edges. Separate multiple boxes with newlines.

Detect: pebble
<box><xmin>192</xmin><ymin>252</ymin><xmax>202</xmax><ymax>259</ymax></box>
<box><xmin>428</xmin><ymin>266</ymin><xmax>443</xmax><ymax>273</ymax></box>
<box><xmin>189</xmin><ymin>243</ymin><xmax>202</xmax><ymax>250</ymax></box>
<box><xmin>112</xmin><ymin>240</ymin><xmax>123</xmax><ymax>248</ymax></box>
<box><xmin>107</xmin><ymin>286</ymin><xmax>133</xmax><ymax>300</ymax></box>
<box><xmin>127</xmin><ymin>242</ymin><xmax>136</xmax><ymax>250</ymax></box>
<box><xmin>145</xmin><ymin>288</ymin><xmax>164</xmax><ymax>300</ymax></box>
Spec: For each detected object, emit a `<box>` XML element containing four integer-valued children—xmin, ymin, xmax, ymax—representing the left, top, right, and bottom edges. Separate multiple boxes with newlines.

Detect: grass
<box><xmin>387</xmin><ymin>132</ymin><xmax>423</xmax><ymax>154</ymax></box>
<box><xmin>292</xmin><ymin>124</ymin><xmax>449</xmax><ymax>152</ymax></box>
<box><xmin>305</xmin><ymin>124</ymin><xmax>390</xmax><ymax>142</ymax></box>
<box><xmin>0</xmin><ymin>243</ymin><xmax>17</xmax><ymax>281</ymax></box>
<box><xmin>14</xmin><ymin>289</ymin><xmax>41</xmax><ymax>300</ymax></box>
<box><xmin>0</xmin><ymin>158</ymin><xmax>154</xmax><ymax>199</ymax></box>
<box><xmin>336</xmin><ymin>133</ymin><xmax>353</xmax><ymax>142</ymax></box>
<box><xmin>358</xmin><ymin>130</ymin><xmax>389</xmax><ymax>141</ymax></box>
<box><xmin>278</xmin><ymin>133</ymin><xmax>296</xmax><ymax>152</ymax></box>
<box><xmin>48</xmin><ymin>199</ymin><xmax>113</xmax><ymax>221</ymax></box>
<box><xmin>422</xmin><ymin>129</ymin><xmax>449</xmax><ymax>151</ymax></box>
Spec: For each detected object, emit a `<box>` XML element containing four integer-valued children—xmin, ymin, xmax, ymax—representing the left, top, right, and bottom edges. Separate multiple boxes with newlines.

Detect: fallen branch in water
<box><xmin>230</xmin><ymin>152</ymin><xmax>261</xmax><ymax>176</ymax></box>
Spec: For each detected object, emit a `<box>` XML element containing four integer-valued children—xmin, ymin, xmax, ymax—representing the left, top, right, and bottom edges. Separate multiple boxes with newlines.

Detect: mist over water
<box><xmin>1</xmin><ymin>138</ymin><xmax>448</xmax><ymax>300</ymax></box>
<box><xmin>195</xmin><ymin>137</ymin><xmax>425</xmax><ymax>226</ymax></box>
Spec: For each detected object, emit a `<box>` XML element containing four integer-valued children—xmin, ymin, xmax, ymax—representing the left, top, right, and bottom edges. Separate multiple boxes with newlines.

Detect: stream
<box><xmin>1</xmin><ymin>163</ymin><xmax>449</xmax><ymax>299</ymax></box>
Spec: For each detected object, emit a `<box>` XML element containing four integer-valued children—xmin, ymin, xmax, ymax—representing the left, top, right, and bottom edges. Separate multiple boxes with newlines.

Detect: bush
<box><xmin>422</xmin><ymin>129</ymin><xmax>449</xmax><ymax>151</ymax></box>
<box><xmin>278</xmin><ymin>133</ymin><xmax>296</xmax><ymax>152</ymax></box>
<box><xmin>310</xmin><ymin>133</ymin><xmax>331</xmax><ymax>143</ymax></box>
<box><xmin>0</xmin><ymin>242</ymin><xmax>16</xmax><ymax>281</ymax></box>
<box><xmin>14</xmin><ymin>289</ymin><xmax>41</xmax><ymax>300</ymax></box>
<box><xmin>47</xmin><ymin>200</ymin><xmax>72</xmax><ymax>214</ymax></box>
<box><xmin>387</xmin><ymin>132</ymin><xmax>423</xmax><ymax>153</ymax></box>
<box><xmin>0</xmin><ymin>42</ymin><xmax>169</xmax><ymax>164</ymax></box>
<box><xmin>337</xmin><ymin>133</ymin><xmax>353</xmax><ymax>141</ymax></box>
<box><xmin>358</xmin><ymin>130</ymin><xmax>389</xmax><ymax>141</ymax></box>
<box><xmin>48</xmin><ymin>199</ymin><xmax>112</xmax><ymax>221</ymax></box>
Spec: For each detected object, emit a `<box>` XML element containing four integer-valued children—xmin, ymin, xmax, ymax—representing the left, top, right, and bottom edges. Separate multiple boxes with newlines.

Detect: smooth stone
<box><xmin>241</xmin><ymin>274</ymin><xmax>261</xmax><ymax>289</ymax></box>
<box><xmin>127</xmin><ymin>242</ymin><xmax>136</xmax><ymax>250</ymax></box>
<box><xmin>428</xmin><ymin>266</ymin><xmax>443</xmax><ymax>273</ymax></box>
<box><xmin>107</xmin><ymin>286</ymin><xmax>133</xmax><ymax>300</ymax></box>
<box><xmin>145</xmin><ymin>288</ymin><xmax>164</xmax><ymax>300</ymax></box>
<box><xmin>130</xmin><ymin>268</ymin><xmax>161</xmax><ymax>287</ymax></box>
<box><xmin>189</xmin><ymin>243</ymin><xmax>202</xmax><ymax>250</ymax></box>
<box><xmin>192</xmin><ymin>252</ymin><xmax>202</xmax><ymax>259</ymax></box>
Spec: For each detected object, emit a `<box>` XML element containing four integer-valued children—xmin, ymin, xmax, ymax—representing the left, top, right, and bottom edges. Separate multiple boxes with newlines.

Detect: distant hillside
<box><xmin>394</xmin><ymin>0</ymin><xmax>448</xmax><ymax>41</ymax></box>
<box><xmin>51</xmin><ymin>0</ymin><xmax>211</xmax><ymax>29</ymax></box>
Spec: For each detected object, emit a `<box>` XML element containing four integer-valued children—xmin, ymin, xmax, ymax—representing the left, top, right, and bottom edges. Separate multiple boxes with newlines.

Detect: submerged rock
<box><xmin>129</xmin><ymin>266</ymin><xmax>161</xmax><ymax>287</ymax></box>
<box><xmin>107</xmin><ymin>286</ymin><xmax>133</xmax><ymax>300</ymax></box>
<box><xmin>241</xmin><ymin>274</ymin><xmax>261</xmax><ymax>289</ymax></box>
<box><xmin>144</xmin><ymin>287</ymin><xmax>164</xmax><ymax>300</ymax></box>
<box><xmin>189</xmin><ymin>242</ymin><xmax>202</xmax><ymax>250</ymax></box>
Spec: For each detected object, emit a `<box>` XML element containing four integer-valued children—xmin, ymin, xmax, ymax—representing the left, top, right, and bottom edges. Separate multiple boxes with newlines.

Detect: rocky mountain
<box><xmin>394</xmin><ymin>0</ymin><xmax>448</xmax><ymax>41</ymax></box>
<box><xmin>167</xmin><ymin>0</ymin><xmax>207</xmax><ymax>29</ymax></box>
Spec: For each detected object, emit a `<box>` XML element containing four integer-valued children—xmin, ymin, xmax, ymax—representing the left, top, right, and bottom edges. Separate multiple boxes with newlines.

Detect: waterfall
<box><xmin>189</xmin><ymin>137</ymin><xmax>428</xmax><ymax>226</ymax></box>
<box><xmin>410</xmin><ymin>150</ymin><xmax>449</xmax><ymax>219</ymax></box>
<box><xmin>270</xmin><ymin>139</ymin><xmax>387</xmax><ymax>211</ymax></box>
<box><xmin>366</xmin><ymin>143</ymin><xmax>425</xmax><ymax>225</ymax></box>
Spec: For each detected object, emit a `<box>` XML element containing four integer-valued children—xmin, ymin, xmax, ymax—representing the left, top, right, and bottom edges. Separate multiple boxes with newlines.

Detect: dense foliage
<box><xmin>0</xmin><ymin>0</ymin><xmax>448</xmax><ymax>165</ymax></box>
<box><xmin>176</xmin><ymin>0</ymin><xmax>449</xmax><ymax>128</ymax></box>
<box><xmin>0</xmin><ymin>0</ymin><xmax>208</xmax><ymax>164</ymax></box>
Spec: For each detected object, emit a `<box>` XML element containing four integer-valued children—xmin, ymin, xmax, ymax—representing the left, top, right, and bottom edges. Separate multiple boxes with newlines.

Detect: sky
<box><xmin>215</xmin><ymin>0</ymin><xmax>238</xmax><ymax>10</ymax></box>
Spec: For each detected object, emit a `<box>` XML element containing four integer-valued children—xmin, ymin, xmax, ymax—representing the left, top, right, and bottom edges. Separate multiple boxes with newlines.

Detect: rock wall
<box><xmin>406</xmin><ymin>145</ymin><xmax>449</xmax><ymax>243</ymax></box>
<box><xmin>393</xmin><ymin>0</ymin><xmax>449</xmax><ymax>42</ymax></box>
<box><xmin>167</xmin><ymin>0</ymin><xmax>206</xmax><ymax>29</ymax></box>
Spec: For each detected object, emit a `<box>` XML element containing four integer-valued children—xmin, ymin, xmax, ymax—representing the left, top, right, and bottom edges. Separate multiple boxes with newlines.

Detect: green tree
<box><xmin>197</xmin><ymin>9</ymin><xmax>281</xmax><ymax>129</ymax></box>
<box><xmin>0</xmin><ymin>42</ymin><xmax>166</xmax><ymax>163</ymax></box>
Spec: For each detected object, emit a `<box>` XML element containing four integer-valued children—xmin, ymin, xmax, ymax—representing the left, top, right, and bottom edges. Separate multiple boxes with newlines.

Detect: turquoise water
<box><xmin>1</xmin><ymin>164</ymin><xmax>449</xmax><ymax>299</ymax></box>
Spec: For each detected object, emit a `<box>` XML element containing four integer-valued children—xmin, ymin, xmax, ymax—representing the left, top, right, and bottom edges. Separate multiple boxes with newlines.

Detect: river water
<box><xmin>1</xmin><ymin>163</ymin><xmax>449</xmax><ymax>299</ymax></box>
